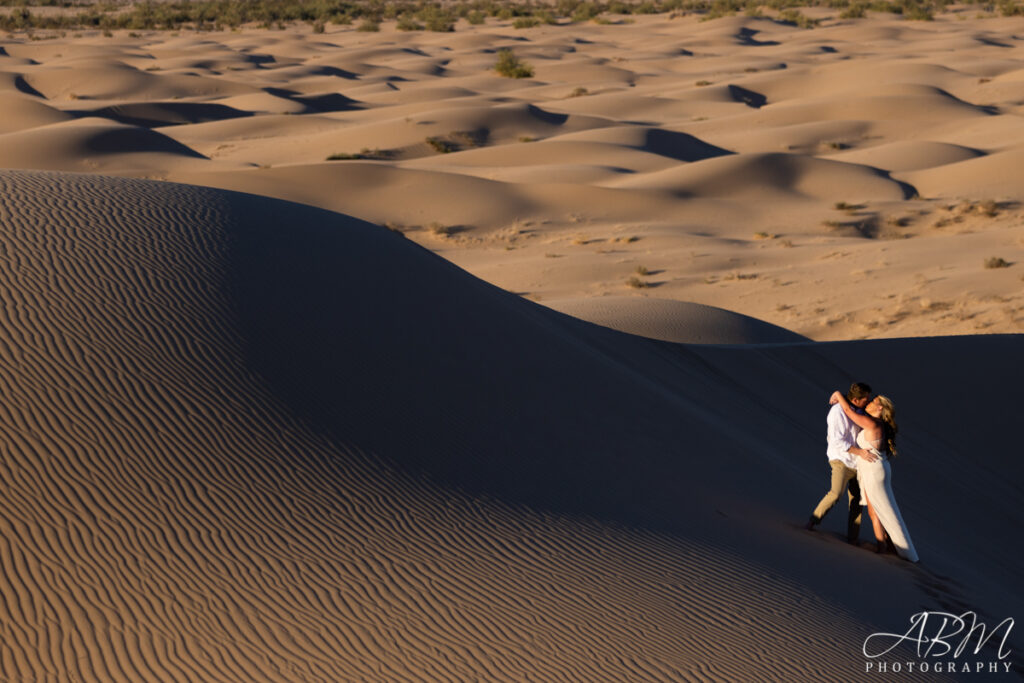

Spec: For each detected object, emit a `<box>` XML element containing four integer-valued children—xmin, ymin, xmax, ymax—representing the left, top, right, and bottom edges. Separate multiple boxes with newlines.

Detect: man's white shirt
<box><xmin>827</xmin><ymin>403</ymin><xmax>861</xmax><ymax>469</ymax></box>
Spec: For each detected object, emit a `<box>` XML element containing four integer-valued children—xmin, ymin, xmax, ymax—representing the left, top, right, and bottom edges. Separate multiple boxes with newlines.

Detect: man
<box><xmin>805</xmin><ymin>382</ymin><xmax>872</xmax><ymax>542</ymax></box>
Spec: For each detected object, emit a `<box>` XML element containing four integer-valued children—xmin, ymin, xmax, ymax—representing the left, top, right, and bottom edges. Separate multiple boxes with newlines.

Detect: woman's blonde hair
<box><xmin>874</xmin><ymin>395</ymin><xmax>898</xmax><ymax>457</ymax></box>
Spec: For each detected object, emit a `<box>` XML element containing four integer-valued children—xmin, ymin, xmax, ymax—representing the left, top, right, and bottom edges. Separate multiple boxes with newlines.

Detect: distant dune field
<box><xmin>0</xmin><ymin>10</ymin><xmax>1021</xmax><ymax>340</ymax></box>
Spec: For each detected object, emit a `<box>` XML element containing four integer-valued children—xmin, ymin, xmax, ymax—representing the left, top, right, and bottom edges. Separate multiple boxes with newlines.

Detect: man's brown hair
<box><xmin>847</xmin><ymin>382</ymin><xmax>872</xmax><ymax>401</ymax></box>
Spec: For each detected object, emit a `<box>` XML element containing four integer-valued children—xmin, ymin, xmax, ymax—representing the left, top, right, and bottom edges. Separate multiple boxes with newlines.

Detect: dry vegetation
<box><xmin>3</xmin><ymin>0</ymin><xmax>1024</xmax><ymax>33</ymax></box>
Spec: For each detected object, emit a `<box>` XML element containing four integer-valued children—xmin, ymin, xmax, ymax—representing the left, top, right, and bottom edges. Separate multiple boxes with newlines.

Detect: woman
<box><xmin>829</xmin><ymin>390</ymin><xmax>919</xmax><ymax>563</ymax></box>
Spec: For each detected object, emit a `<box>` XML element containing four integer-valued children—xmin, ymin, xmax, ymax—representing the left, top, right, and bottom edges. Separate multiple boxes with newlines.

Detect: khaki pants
<box><xmin>812</xmin><ymin>460</ymin><xmax>862</xmax><ymax>539</ymax></box>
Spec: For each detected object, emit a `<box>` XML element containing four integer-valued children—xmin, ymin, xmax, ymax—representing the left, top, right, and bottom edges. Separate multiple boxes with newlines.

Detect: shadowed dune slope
<box><xmin>0</xmin><ymin>170</ymin><xmax>1019</xmax><ymax>682</ymax></box>
<box><xmin>543</xmin><ymin>297</ymin><xmax>809</xmax><ymax>344</ymax></box>
<box><xmin>0</xmin><ymin>119</ymin><xmax>209</xmax><ymax>173</ymax></box>
<box><xmin>74</xmin><ymin>101</ymin><xmax>253</xmax><ymax>128</ymax></box>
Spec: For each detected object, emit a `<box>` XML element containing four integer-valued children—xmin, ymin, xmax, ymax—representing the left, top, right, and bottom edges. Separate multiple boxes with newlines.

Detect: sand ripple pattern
<box><xmin>0</xmin><ymin>170</ymin><xmax>996</xmax><ymax>681</ymax></box>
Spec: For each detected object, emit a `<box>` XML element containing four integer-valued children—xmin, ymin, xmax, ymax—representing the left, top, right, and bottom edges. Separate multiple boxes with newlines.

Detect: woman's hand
<box><xmin>829</xmin><ymin>390</ymin><xmax>843</xmax><ymax>405</ymax></box>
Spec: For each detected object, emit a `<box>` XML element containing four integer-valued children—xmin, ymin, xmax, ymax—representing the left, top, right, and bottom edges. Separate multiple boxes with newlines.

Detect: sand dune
<box><xmin>0</xmin><ymin>6</ymin><xmax>1023</xmax><ymax>679</ymax></box>
<box><xmin>540</xmin><ymin>91</ymin><xmax>705</xmax><ymax>122</ymax></box>
<box><xmin>828</xmin><ymin>140</ymin><xmax>985</xmax><ymax>173</ymax></box>
<box><xmin>402</xmin><ymin>138</ymin><xmax>681</xmax><ymax>173</ymax></box>
<box><xmin>0</xmin><ymin>69</ymin><xmax>44</xmax><ymax>96</ymax></box>
<box><xmin>899</xmin><ymin>145</ymin><xmax>1024</xmax><ymax>198</ymax></box>
<box><xmin>75</xmin><ymin>100</ymin><xmax>253</xmax><ymax>128</ymax></box>
<box><xmin>172</xmin><ymin>162</ymin><xmax>540</xmax><ymax>229</ymax></box>
<box><xmin>163</xmin><ymin>112</ymin><xmax>343</xmax><ymax>143</ymax></box>
<box><xmin>550</xmin><ymin>124</ymin><xmax>733</xmax><ymax>161</ymax></box>
<box><xmin>605</xmin><ymin>152</ymin><xmax>910</xmax><ymax>201</ymax></box>
<box><xmin>746</xmin><ymin>60</ymin><xmax>966</xmax><ymax>102</ymax></box>
<box><xmin>1</xmin><ymin>14</ymin><xmax>1022</xmax><ymax>341</ymax></box>
<box><xmin>736</xmin><ymin>87</ymin><xmax>991</xmax><ymax>129</ymax></box>
<box><xmin>693</xmin><ymin>118</ymin><xmax>874</xmax><ymax>155</ymax></box>
<box><xmin>0</xmin><ymin>169</ymin><xmax>1019</xmax><ymax>681</ymax></box>
<box><xmin>0</xmin><ymin>92</ymin><xmax>73</xmax><ymax>133</ymax></box>
<box><xmin>0</xmin><ymin>118</ymin><xmax>215</xmax><ymax>173</ymax></box>
<box><xmin>20</xmin><ymin>63</ymin><xmax>258</xmax><ymax>101</ymax></box>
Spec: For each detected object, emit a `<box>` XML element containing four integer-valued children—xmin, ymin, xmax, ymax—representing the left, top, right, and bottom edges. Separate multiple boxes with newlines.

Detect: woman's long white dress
<box><xmin>855</xmin><ymin>431</ymin><xmax>919</xmax><ymax>562</ymax></box>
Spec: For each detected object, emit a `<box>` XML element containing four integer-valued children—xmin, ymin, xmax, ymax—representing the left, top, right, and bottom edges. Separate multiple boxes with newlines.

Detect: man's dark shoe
<box><xmin>805</xmin><ymin>515</ymin><xmax>820</xmax><ymax>530</ymax></box>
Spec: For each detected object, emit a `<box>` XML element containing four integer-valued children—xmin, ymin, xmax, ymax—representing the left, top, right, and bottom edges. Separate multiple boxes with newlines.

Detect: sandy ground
<box><xmin>0</xmin><ymin>10</ymin><xmax>1023</xmax><ymax>683</ymax></box>
<box><xmin>0</xmin><ymin>168</ymin><xmax>1020</xmax><ymax>682</ymax></box>
<box><xmin>2</xmin><ymin>12</ymin><xmax>1023</xmax><ymax>341</ymax></box>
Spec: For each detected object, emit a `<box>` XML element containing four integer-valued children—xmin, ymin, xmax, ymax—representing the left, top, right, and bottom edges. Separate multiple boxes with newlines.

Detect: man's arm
<box><xmin>826</xmin><ymin>407</ymin><xmax>857</xmax><ymax>462</ymax></box>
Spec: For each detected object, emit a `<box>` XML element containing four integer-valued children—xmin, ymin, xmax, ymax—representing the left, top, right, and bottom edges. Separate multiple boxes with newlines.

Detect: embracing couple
<box><xmin>806</xmin><ymin>382</ymin><xmax>919</xmax><ymax>563</ymax></box>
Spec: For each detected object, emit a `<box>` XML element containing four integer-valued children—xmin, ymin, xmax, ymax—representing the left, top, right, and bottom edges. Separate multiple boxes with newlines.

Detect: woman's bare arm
<box><xmin>829</xmin><ymin>391</ymin><xmax>876</xmax><ymax>430</ymax></box>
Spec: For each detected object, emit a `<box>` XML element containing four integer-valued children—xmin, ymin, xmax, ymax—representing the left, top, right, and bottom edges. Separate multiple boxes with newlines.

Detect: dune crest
<box><xmin>543</xmin><ymin>296</ymin><xmax>809</xmax><ymax>344</ymax></box>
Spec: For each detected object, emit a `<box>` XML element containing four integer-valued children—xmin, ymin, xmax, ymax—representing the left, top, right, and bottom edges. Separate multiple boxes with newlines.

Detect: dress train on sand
<box><xmin>855</xmin><ymin>431</ymin><xmax>919</xmax><ymax>563</ymax></box>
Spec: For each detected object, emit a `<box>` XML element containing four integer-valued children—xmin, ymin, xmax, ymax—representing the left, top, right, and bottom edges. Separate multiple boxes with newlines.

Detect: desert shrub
<box><xmin>556</xmin><ymin>0</ymin><xmax>584</xmax><ymax>15</ymax></box>
<box><xmin>513</xmin><ymin>15</ymin><xmax>540</xmax><ymax>26</ymax></box>
<box><xmin>429</xmin><ymin>222</ymin><xmax>458</xmax><ymax>236</ymax></box>
<box><xmin>699</xmin><ymin>0</ymin><xmax>748</xmax><ymax>19</ymax></box>
<box><xmin>425</xmin><ymin>131</ymin><xmax>485</xmax><ymax>152</ymax></box>
<box><xmin>327</xmin><ymin>148</ymin><xmax>391</xmax><ymax>160</ymax></box>
<box><xmin>494</xmin><ymin>48</ymin><xmax>534</xmax><ymax>78</ymax></box>
<box><xmin>902</xmin><ymin>2</ymin><xmax>934</xmax><ymax>18</ymax></box>
<box><xmin>0</xmin><ymin>0</ymin><xmax>976</xmax><ymax>32</ymax></box>
<box><xmin>778</xmin><ymin>8</ymin><xmax>820</xmax><ymax>25</ymax></box>
<box><xmin>626</xmin><ymin>276</ymin><xmax>650</xmax><ymax>288</ymax></box>
<box><xmin>571</xmin><ymin>2</ymin><xmax>602</xmax><ymax>20</ymax></box>
<box><xmin>426</xmin><ymin>136</ymin><xmax>456</xmax><ymax>153</ymax></box>
<box><xmin>984</xmin><ymin>257</ymin><xmax>1011</xmax><ymax>269</ymax></box>
<box><xmin>397</xmin><ymin>14</ymin><xmax>424</xmax><ymax>29</ymax></box>
<box><xmin>1000</xmin><ymin>0</ymin><xmax>1024</xmax><ymax>14</ymax></box>
<box><xmin>425</xmin><ymin>15</ymin><xmax>454</xmax><ymax>30</ymax></box>
<box><xmin>419</xmin><ymin>7</ymin><xmax>455</xmax><ymax>31</ymax></box>
<box><xmin>356</xmin><ymin>19</ymin><xmax>380</xmax><ymax>31</ymax></box>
